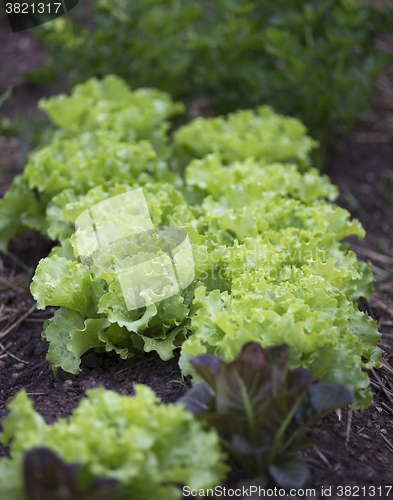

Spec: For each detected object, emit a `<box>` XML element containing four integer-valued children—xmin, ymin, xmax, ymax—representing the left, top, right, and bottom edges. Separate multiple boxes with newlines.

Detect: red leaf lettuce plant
<box><xmin>178</xmin><ymin>342</ymin><xmax>353</xmax><ymax>489</ymax></box>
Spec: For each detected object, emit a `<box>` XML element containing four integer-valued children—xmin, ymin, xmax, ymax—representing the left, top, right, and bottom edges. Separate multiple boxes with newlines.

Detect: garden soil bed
<box><xmin>1</xmin><ymin>10</ymin><xmax>393</xmax><ymax>500</ymax></box>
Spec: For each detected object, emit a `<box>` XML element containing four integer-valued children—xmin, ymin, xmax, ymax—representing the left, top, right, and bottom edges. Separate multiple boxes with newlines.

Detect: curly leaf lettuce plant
<box><xmin>0</xmin><ymin>386</ymin><xmax>228</xmax><ymax>500</ymax></box>
<box><xmin>171</xmin><ymin>106</ymin><xmax>318</xmax><ymax>174</ymax></box>
<box><xmin>178</xmin><ymin>342</ymin><xmax>354</xmax><ymax>489</ymax></box>
<box><xmin>30</xmin><ymin>181</ymin><xmax>229</xmax><ymax>373</ymax></box>
<box><xmin>39</xmin><ymin>74</ymin><xmax>186</xmax><ymax>149</ymax></box>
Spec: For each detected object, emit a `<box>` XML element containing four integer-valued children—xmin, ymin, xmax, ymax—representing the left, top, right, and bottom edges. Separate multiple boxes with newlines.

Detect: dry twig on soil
<box><xmin>350</xmin><ymin>244</ymin><xmax>393</xmax><ymax>266</ymax></box>
<box><xmin>0</xmin><ymin>302</ymin><xmax>37</xmax><ymax>341</ymax></box>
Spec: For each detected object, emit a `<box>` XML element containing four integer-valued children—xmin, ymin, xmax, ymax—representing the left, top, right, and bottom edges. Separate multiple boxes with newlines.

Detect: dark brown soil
<box><xmin>0</xmin><ymin>5</ymin><xmax>56</xmax><ymax>116</ymax></box>
<box><xmin>1</xmin><ymin>7</ymin><xmax>393</xmax><ymax>500</ymax></box>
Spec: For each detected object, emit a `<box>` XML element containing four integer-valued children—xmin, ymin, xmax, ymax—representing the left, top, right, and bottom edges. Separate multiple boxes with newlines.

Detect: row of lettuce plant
<box><xmin>29</xmin><ymin>0</ymin><xmax>393</xmax><ymax>167</ymax></box>
<box><xmin>0</xmin><ymin>342</ymin><xmax>353</xmax><ymax>497</ymax></box>
<box><xmin>0</xmin><ymin>76</ymin><xmax>380</xmax><ymax>414</ymax></box>
<box><xmin>0</xmin><ymin>75</ymin><xmax>316</xmax><ymax>253</ymax></box>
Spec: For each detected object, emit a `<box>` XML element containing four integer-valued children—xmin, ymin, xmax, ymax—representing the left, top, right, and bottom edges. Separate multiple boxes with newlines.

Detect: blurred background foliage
<box><xmin>16</xmin><ymin>0</ymin><xmax>393</xmax><ymax>167</ymax></box>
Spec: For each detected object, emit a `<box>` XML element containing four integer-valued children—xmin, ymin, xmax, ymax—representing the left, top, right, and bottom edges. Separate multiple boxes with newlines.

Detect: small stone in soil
<box><xmin>14</xmin><ymin>362</ymin><xmax>26</xmax><ymax>371</ymax></box>
<box><xmin>62</xmin><ymin>380</ymin><xmax>73</xmax><ymax>392</ymax></box>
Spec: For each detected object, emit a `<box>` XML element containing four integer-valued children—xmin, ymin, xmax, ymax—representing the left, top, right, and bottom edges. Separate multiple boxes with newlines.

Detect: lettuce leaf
<box><xmin>25</xmin><ymin>132</ymin><xmax>159</xmax><ymax>199</ymax></box>
<box><xmin>185</xmin><ymin>154</ymin><xmax>338</xmax><ymax>204</ymax></box>
<box><xmin>0</xmin><ymin>387</ymin><xmax>228</xmax><ymax>500</ymax></box>
<box><xmin>39</xmin><ymin>74</ymin><xmax>185</xmax><ymax>156</ymax></box>
<box><xmin>31</xmin><ymin>256</ymin><xmax>105</xmax><ymax>317</ymax></box>
<box><xmin>0</xmin><ymin>176</ymin><xmax>47</xmax><ymax>254</ymax></box>
<box><xmin>173</xmin><ymin>106</ymin><xmax>318</xmax><ymax>172</ymax></box>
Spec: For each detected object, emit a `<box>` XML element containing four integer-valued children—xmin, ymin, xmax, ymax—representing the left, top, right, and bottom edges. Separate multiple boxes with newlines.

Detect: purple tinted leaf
<box><xmin>264</xmin><ymin>345</ymin><xmax>290</xmax><ymax>396</ymax></box>
<box><xmin>238</xmin><ymin>343</ymin><xmax>267</xmax><ymax>364</ymax></box>
<box><xmin>283</xmin><ymin>369</ymin><xmax>314</xmax><ymax>418</ymax></box>
<box><xmin>308</xmin><ymin>382</ymin><xmax>354</xmax><ymax>417</ymax></box>
<box><xmin>190</xmin><ymin>354</ymin><xmax>224</xmax><ymax>390</ymax></box>
<box><xmin>24</xmin><ymin>448</ymin><xmax>68</xmax><ymax>500</ymax></box>
<box><xmin>287</xmin><ymin>368</ymin><xmax>313</xmax><ymax>390</ymax></box>
<box><xmin>214</xmin><ymin>344</ymin><xmax>285</xmax><ymax>416</ymax></box>
<box><xmin>176</xmin><ymin>382</ymin><xmax>213</xmax><ymax>414</ymax></box>
<box><xmin>262</xmin><ymin>344</ymin><xmax>290</xmax><ymax>372</ymax></box>
<box><xmin>268</xmin><ymin>457</ymin><xmax>310</xmax><ymax>489</ymax></box>
<box><xmin>239</xmin><ymin>343</ymin><xmax>290</xmax><ymax>397</ymax></box>
<box><xmin>231</xmin><ymin>434</ymin><xmax>272</xmax><ymax>456</ymax></box>
<box><xmin>215</xmin><ymin>362</ymin><xmax>271</xmax><ymax>416</ymax></box>
<box><xmin>23</xmin><ymin>448</ymin><xmax>119</xmax><ymax>500</ymax></box>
